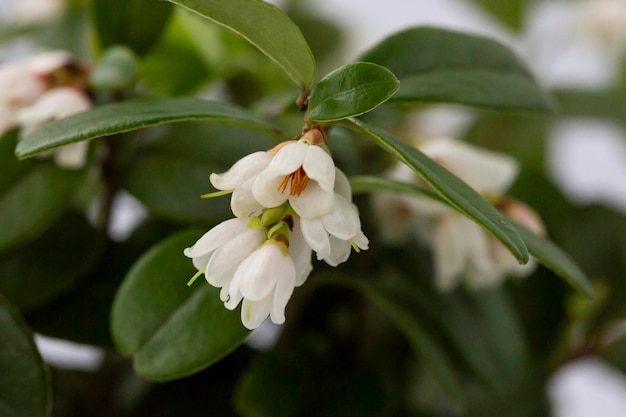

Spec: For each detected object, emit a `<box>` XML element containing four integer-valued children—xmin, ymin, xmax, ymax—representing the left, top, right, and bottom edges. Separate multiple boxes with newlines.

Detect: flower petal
<box><xmin>231</xmin><ymin>180</ymin><xmax>264</xmax><ymax>218</ymax></box>
<box><xmin>289</xmin><ymin>221</ymin><xmax>312</xmax><ymax>286</ymax></box>
<box><xmin>289</xmin><ymin>181</ymin><xmax>334</xmax><ymax>218</ymax></box>
<box><xmin>270</xmin><ymin>269</ymin><xmax>296</xmax><ymax>324</ymax></box>
<box><xmin>432</xmin><ymin>216</ymin><xmax>467</xmax><ymax>292</ymax></box>
<box><xmin>323</xmin><ymin>237</ymin><xmax>351</xmax><ymax>267</ymax></box>
<box><xmin>301</xmin><ymin>218</ymin><xmax>331</xmax><ymax>260</ymax></box>
<box><xmin>210</xmin><ymin>151</ymin><xmax>272</xmax><ymax>190</ymax></box>
<box><xmin>205</xmin><ymin>227</ymin><xmax>264</xmax><ymax>287</ymax></box>
<box><xmin>241</xmin><ymin>297</ymin><xmax>273</xmax><ymax>330</ymax></box>
<box><xmin>353</xmin><ymin>230</ymin><xmax>369</xmax><ymax>250</ymax></box>
<box><xmin>252</xmin><ymin>171</ymin><xmax>289</xmax><ymax>208</ymax></box>
<box><xmin>238</xmin><ymin>243</ymin><xmax>295</xmax><ymax>302</ymax></box>
<box><xmin>334</xmin><ymin>168</ymin><xmax>352</xmax><ymax>201</ymax></box>
<box><xmin>183</xmin><ymin>218</ymin><xmax>248</xmax><ymax>259</ymax></box>
<box><xmin>302</xmin><ymin>145</ymin><xmax>335</xmax><ymax>191</ymax></box>
<box><xmin>320</xmin><ymin>194</ymin><xmax>360</xmax><ymax>240</ymax></box>
<box><xmin>265</xmin><ymin>142</ymin><xmax>307</xmax><ymax>175</ymax></box>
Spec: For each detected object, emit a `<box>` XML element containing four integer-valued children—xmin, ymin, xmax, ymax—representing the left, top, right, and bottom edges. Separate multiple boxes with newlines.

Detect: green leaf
<box><xmin>554</xmin><ymin>90</ymin><xmax>626</xmax><ymax>124</ymax></box>
<box><xmin>343</xmin><ymin>118</ymin><xmax>529</xmax><ymax>264</ymax></box>
<box><xmin>15</xmin><ymin>98</ymin><xmax>275</xmax><ymax>159</ymax></box>
<box><xmin>0</xmin><ymin>212</ymin><xmax>104</xmax><ymax>312</ymax></box>
<box><xmin>349</xmin><ymin>175</ymin><xmax>445</xmax><ymax>203</ymax></box>
<box><xmin>469</xmin><ymin>0</ymin><xmax>525</xmax><ymax>30</ymax></box>
<box><xmin>323</xmin><ymin>275</ymin><xmax>465</xmax><ymax>409</ymax></box>
<box><xmin>0</xmin><ymin>295</ymin><xmax>50</xmax><ymax>417</ymax></box>
<box><xmin>359</xmin><ymin>27</ymin><xmax>553</xmax><ymax>111</ymax></box>
<box><xmin>91</xmin><ymin>0</ymin><xmax>173</xmax><ymax>54</ymax></box>
<box><xmin>516</xmin><ymin>224</ymin><xmax>594</xmax><ymax>297</ymax></box>
<box><xmin>165</xmin><ymin>0</ymin><xmax>316</xmax><ymax>88</ymax></box>
<box><xmin>89</xmin><ymin>46</ymin><xmax>138</xmax><ymax>92</ymax></box>
<box><xmin>111</xmin><ymin>229</ymin><xmax>250</xmax><ymax>381</ymax></box>
<box><xmin>308</xmin><ymin>62</ymin><xmax>399</xmax><ymax>122</ymax></box>
<box><xmin>122</xmin><ymin>122</ymin><xmax>277</xmax><ymax>223</ymax></box>
<box><xmin>0</xmin><ymin>164</ymin><xmax>83</xmax><ymax>253</ymax></box>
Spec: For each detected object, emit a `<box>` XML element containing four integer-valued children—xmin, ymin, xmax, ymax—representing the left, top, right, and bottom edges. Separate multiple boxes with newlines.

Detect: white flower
<box><xmin>300</xmin><ymin>168</ymin><xmax>369</xmax><ymax>266</ymax></box>
<box><xmin>17</xmin><ymin>87</ymin><xmax>91</xmax><ymax>168</ymax></box>
<box><xmin>252</xmin><ymin>131</ymin><xmax>336</xmax><ymax>218</ymax></box>
<box><xmin>184</xmin><ymin>215</ymin><xmax>313</xmax><ymax>330</ymax></box>
<box><xmin>210</xmin><ymin>151</ymin><xmax>273</xmax><ymax>217</ymax></box>
<box><xmin>374</xmin><ymin>137</ymin><xmax>542</xmax><ymax>291</ymax></box>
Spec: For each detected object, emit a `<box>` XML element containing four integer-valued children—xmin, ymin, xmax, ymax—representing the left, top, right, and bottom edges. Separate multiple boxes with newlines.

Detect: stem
<box><xmin>96</xmin><ymin>135</ymin><xmax>120</xmax><ymax>232</ymax></box>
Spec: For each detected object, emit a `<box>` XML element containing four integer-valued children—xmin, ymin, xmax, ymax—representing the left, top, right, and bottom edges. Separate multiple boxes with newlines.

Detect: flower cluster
<box><xmin>373</xmin><ymin>137</ymin><xmax>544</xmax><ymax>292</ymax></box>
<box><xmin>184</xmin><ymin>128</ymin><xmax>368</xmax><ymax>329</ymax></box>
<box><xmin>0</xmin><ymin>51</ymin><xmax>92</xmax><ymax>168</ymax></box>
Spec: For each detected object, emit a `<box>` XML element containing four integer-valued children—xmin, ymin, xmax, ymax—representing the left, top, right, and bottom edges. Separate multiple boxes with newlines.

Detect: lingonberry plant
<box><xmin>1</xmin><ymin>0</ymin><xmax>623</xmax><ymax>416</ymax></box>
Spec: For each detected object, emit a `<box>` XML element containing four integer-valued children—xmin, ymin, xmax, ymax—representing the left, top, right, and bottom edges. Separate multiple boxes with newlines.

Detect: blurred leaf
<box><xmin>308</xmin><ymin>62</ymin><xmax>399</xmax><ymax>122</ymax></box>
<box><xmin>324</xmin><ymin>275</ymin><xmax>465</xmax><ymax>409</ymax></box>
<box><xmin>516</xmin><ymin>224</ymin><xmax>593</xmax><ymax>298</ymax></box>
<box><xmin>16</xmin><ymin>98</ymin><xmax>276</xmax><ymax>159</ymax></box>
<box><xmin>89</xmin><ymin>46</ymin><xmax>138</xmax><ymax>92</ymax></box>
<box><xmin>0</xmin><ymin>295</ymin><xmax>50</xmax><ymax>417</ymax></box>
<box><xmin>122</xmin><ymin>122</ymin><xmax>278</xmax><ymax>223</ymax></box>
<box><xmin>139</xmin><ymin>10</ymin><xmax>214</xmax><ymax>96</ymax></box>
<box><xmin>111</xmin><ymin>229</ymin><xmax>250</xmax><ymax>381</ymax></box>
<box><xmin>165</xmin><ymin>0</ymin><xmax>316</xmax><ymax>88</ymax></box>
<box><xmin>0</xmin><ymin>130</ymin><xmax>33</xmax><ymax>195</ymax></box>
<box><xmin>0</xmin><ymin>164</ymin><xmax>83</xmax><ymax>253</ymax></box>
<box><xmin>555</xmin><ymin>90</ymin><xmax>626</xmax><ymax>124</ymax></box>
<box><xmin>359</xmin><ymin>27</ymin><xmax>553</xmax><ymax>111</ymax></box>
<box><xmin>91</xmin><ymin>0</ymin><xmax>173</xmax><ymax>54</ymax></box>
<box><xmin>0</xmin><ymin>212</ymin><xmax>105</xmax><ymax>312</ymax></box>
<box><xmin>343</xmin><ymin>118</ymin><xmax>529</xmax><ymax>264</ymax></box>
<box><xmin>469</xmin><ymin>0</ymin><xmax>525</xmax><ymax>30</ymax></box>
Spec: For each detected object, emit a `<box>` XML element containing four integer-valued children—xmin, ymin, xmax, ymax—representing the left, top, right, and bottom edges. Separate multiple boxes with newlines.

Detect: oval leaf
<box><xmin>322</xmin><ymin>275</ymin><xmax>465</xmax><ymax>408</ymax></box>
<box><xmin>308</xmin><ymin>62</ymin><xmax>399</xmax><ymax>122</ymax></box>
<box><xmin>343</xmin><ymin>118</ymin><xmax>529</xmax><ymax>264</ymax></box>
<box><xmin>0</xmin><ymin>295</ymin><xmax>50</xmax><ymax>417</ymax></box>
<box><xmin>111</xmin><ymin>229</ymin><xmax>250</xmax><ymax>381</ymax></box>
<box><xmin>15</xmin><ymin>98</ymin><xmax>275</xmax><ymax>159</ymax></box>
<box><xmin>165</xmin><ymin>0</ymin><xmax>315</xmax><ymax>88</ymax></box>
<box><xmin>359</xmin><ymin>27</ymin><xmax>553</xmax><ymax>111</ymax></box>
<box><xmin>0</xmin><ymin>164</ymin><xmax>83</xmax><ymax>253</ymax></box>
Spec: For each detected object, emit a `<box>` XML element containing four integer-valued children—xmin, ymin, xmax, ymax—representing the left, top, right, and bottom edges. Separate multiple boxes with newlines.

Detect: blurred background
<box><xmin>0</xmin><ymin>0</ymin><xmax>625</xmax><ymax>416</ymax></box>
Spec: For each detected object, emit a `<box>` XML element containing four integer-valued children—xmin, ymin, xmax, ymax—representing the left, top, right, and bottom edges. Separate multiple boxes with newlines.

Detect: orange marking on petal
<box><xmin>277</xmin><ymin>167</ymin><xmax>310</xmax><ymax>196</ymax></box>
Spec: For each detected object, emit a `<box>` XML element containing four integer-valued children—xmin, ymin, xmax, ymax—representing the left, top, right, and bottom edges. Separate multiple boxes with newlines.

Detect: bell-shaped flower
<box><xmin>17</xmin><ymin>87</ymin><xmax>92</xmax><ymax>168</ymax></box>
<box><xmin>300</xmin><ymin>168</ymin><xmax>369</xmax><ymax>266</ymax></box>
<box><xmin>252</xmin><ymin>129</ymin><xmax>336</xmax><ymax>218</ymax></box>
<box><xmin>373</xmin><ymin>137</ymin><xmax>541</xmax><ymax>291</ymax></box>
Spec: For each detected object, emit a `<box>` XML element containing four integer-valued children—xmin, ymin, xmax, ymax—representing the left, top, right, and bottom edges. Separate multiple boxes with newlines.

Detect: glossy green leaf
<box><xmin>343</xmin><ymin>118</ymin><xmax>529</xmax><ymax>264</ymax></box>
<box><xmin>165</xmin><ymin>0</ymin><xmax>316</xmax><ymax>88</ymax></box>
<box><xmin>324</xmin><ymin>275</ymin><xmax>465</xmax><ymax>408</ymax></box>
<box><xmin>349</xmin><ymin>175</ymin><xmax>445</xmax><ymax>203</ymax></box>
<box><xmin>0</xmin><ymin>212</ymin><xmax>104</xmax><ymax>312</ymax></box>
<box><xmin>15</xmin><ymin>98</ymin><xmax>275</xmax><ymax>159</ymax></box>
<box><xmin>516</xmin><ymin>224</ymin><xmax>594</xmax><ymax>297</ymax></box>
<box><xmin>111</xmin><ymin>229</ymin><xmax>250</xmax><ymax>381</ymax></box>
<box><xmin>122</xmin><ymin>122</ymin><xmax>277</xmax><ymax>223</ymax></box>
<box><xmin>0</xmin><ymin>164</ymin><xmax>83</xmax><ymax>253</ymax></box>
<box><xmin>91</xmin><ymin>0</ymin><xmax>173</xmax><ymax>54</ymax></box>
<box><xmin>308</xmin><ymin>62</ymin><xmax>399</xmax><ymax>122</ymax></box>
<box><xmin>359</xmin><ymin>27</ymin><xmax>553</xmax><ymax>111</ymax></box>
<box><xmin>0</xmin><ymin>295</ymin><xmax>50</xmax><ymax>417</ymax></box>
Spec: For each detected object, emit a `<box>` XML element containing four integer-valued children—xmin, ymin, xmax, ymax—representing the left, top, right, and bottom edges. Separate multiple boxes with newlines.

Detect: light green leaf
<box><xmin>323</xmin><ymin>275</ymin><xmax>465</xmax><ymax>409</ymax></box>
<box><xmin>91</xmin><ymin>0</ymin><xmax>173</xmax><ymax>54</ymax></box>
<box><xmin>111</xmin><ymin>229</ymin><xmax>250</xmax><ymax>381</ymax></box>
<box><xmin>89</xmin><ymin>46</ymin><xmax>138</xmax><ymax>92</ymax></box>
<box><xmin>0</xmin><ymin>294</ymin><xmax>50</xmax><ymax>417</ymax></box>
<box><xmin>15</xmin><ymin>98</ymin><xmax>275</xmax><ymax>159</ymax></box>
<box><xmin>0</xmin><ymin>164</ymin><xmax>83</xmax><ymax>253</ymax></box>
<box><xmin>165</xmin><ymin>0</ymin><xmax>316</xmax><ymax>88</ymax></box>
<box><xmin>308</xmin><ymin>62</ymin><xmax>399</xmax><ymax>122</ymax></box>
<box><xmin>343</xmin><ymin>118</ymin><xmax>529</xmax><ymax>264</ymax></box>
<box><xmin>516</xmin><ymin>224</ymin><xmax>594</xmax><ymax>297</ymax></box>
<box><xmin>359</xmin><ymin>27</ymin><xmax>553</xmax><ymax>111</ymax></box>
<box><xmin>469</xmin><ymin>0</ymin><xmax>525</xmax><ymax>30</ymax></box>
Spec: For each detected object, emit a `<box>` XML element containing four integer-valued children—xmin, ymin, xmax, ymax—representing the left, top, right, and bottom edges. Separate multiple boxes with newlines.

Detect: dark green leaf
<box><xmin>0</xmin><ymin>130</ymin><xmax>33</xmax><ymax>195</ymax></box>
<box><xmin>111</xmin><ymin>229</ymin><xmax>250</xmax><ymax>381</ymax></box>
<box><xmin>0</xmin><ymin>212</ymin><xmax>104</xmax><ymax>312</ymax></box>
<box><xmin>0</xmin><ymin>295</ymin><xmax>50</xmax><ymax>417</ymax></box>
<box><xmin>122</xmin><ymin>122</ymin><xmax>277</xmax><ymax>223</ymax></box>
<box><xmin>91</xmin><ymin>0</ymin><xmax>173</xmax><ymax>54</ymax></box>
<box><xmin>516</xmin><ymin>224</ymin><xmax>594</xmax><ymax>297</ymax></box>
<box><xmin>15</xmin><ymin>98</ymin><xmax>275</xmax><ymax>159</ymax></box>
<box><xmin>554</xmin><ymin>90</ymin><xmax>626</xmax><ymax>124</ymax></box>
<box><xmin>308</xmin><ymin>62</ymin><xmax>399</xmax><ymax>122</ymax></box>
<box><xmin>165</xmin><ymin>0</ymin><xmax>316</xmax><ymax>88</ymax></box>
<box><xmin>359</xmin><ymin>27</ymin><xmax>553</xmax><ymax>111</ymax></box>
<box><xmin>323</xmin><ymin>275</ymin><xmax>465</xmax><ymax>409</ymax></box>
<box><xmin>342</xmin><ymin>118</ymin><xmax>529</xmax><ymax>264</ymax></box>
<box><xmin>0</xmin><ymin>164</ymin><xmax>83</xmax><ymax>253</ymax></box>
